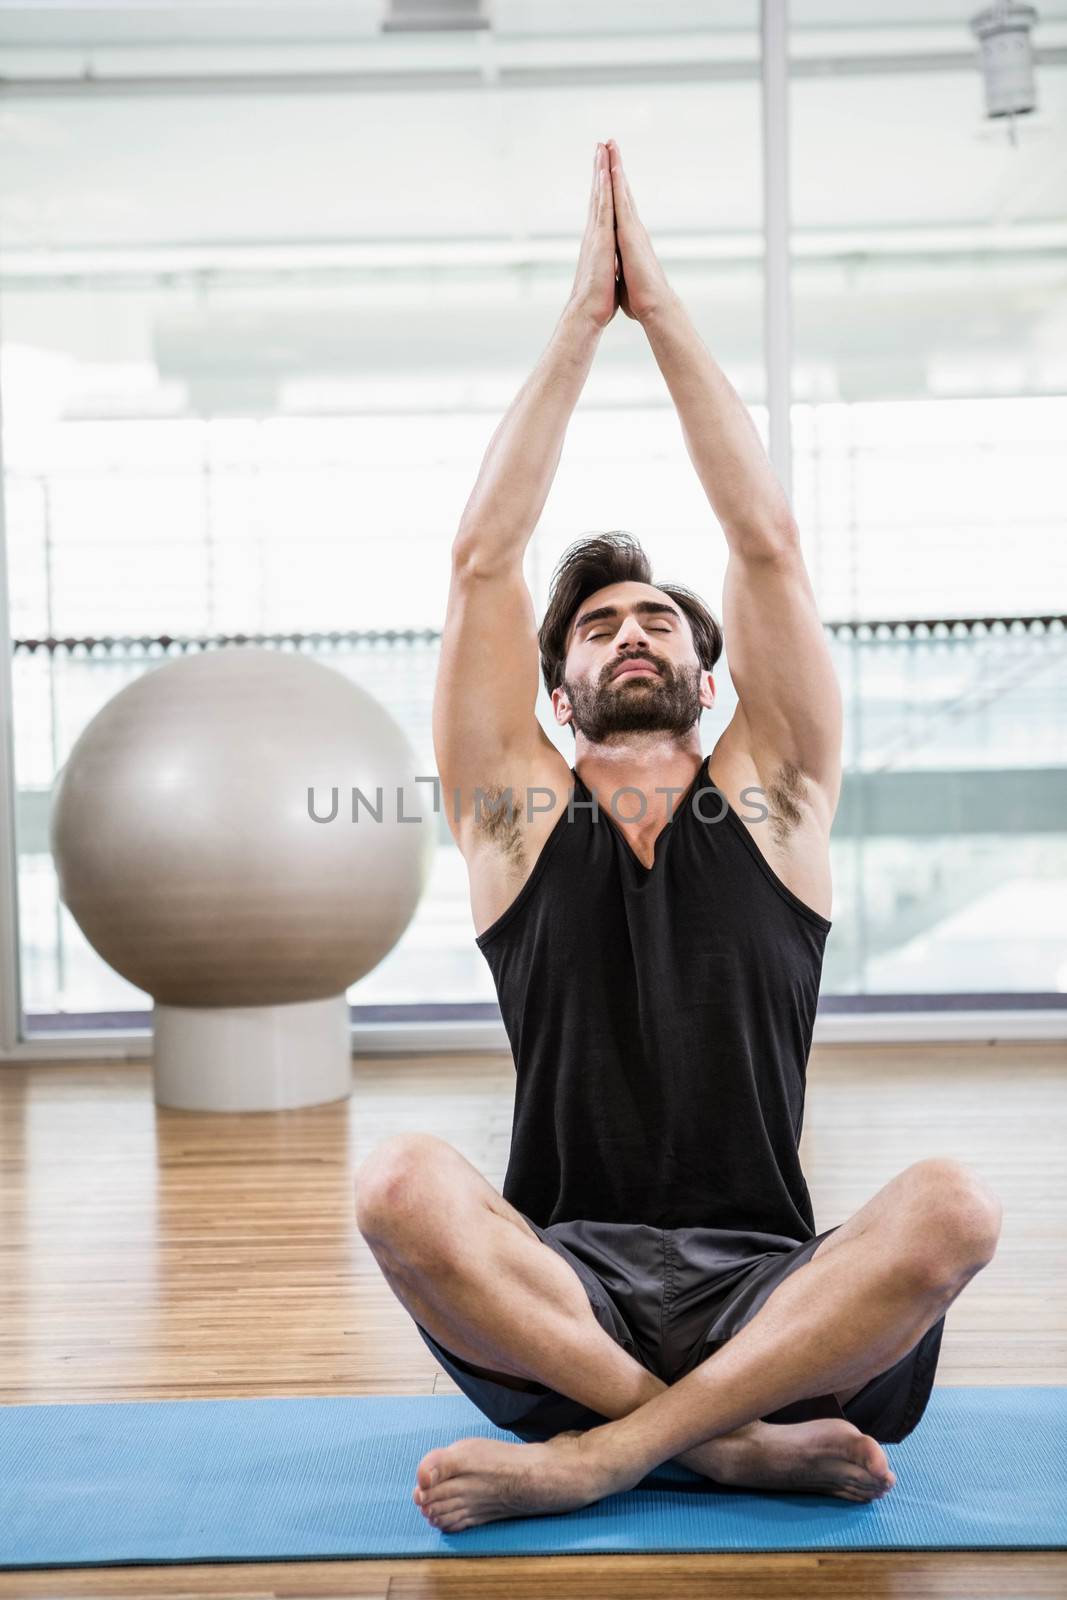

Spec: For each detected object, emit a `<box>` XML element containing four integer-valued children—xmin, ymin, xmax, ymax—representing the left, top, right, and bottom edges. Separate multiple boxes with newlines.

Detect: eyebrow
<box><xmin>571</xmin><ymin>601</ymin><xmax>682</xmax><ymax>640</ymax></box>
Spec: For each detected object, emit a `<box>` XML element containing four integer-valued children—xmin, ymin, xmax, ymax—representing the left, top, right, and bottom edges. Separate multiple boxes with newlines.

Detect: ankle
<box><xmin>675</xmin><ymin>1419</ymin><xmax>766</xmax><ymax>1473</ymax></box>
<box><xmin>578</xmin><ymin>1415</ymin><xmax>655</xmax><ymax>1498</ymax></box>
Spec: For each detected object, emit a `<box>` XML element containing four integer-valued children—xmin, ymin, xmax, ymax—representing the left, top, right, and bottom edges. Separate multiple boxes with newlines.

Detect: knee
<box><xmin>903</xmin><ymin>1158</ymin><xmax>1003</xmax><ymax>1283</ymax></box>
<box><xmin>354</xmin><ymin>1132</ymin><xmax>453</xmax><ymax>1240</ymax></box>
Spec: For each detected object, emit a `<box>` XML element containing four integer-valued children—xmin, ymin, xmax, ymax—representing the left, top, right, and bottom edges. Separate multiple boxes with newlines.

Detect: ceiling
<box><xmin>0</xmin><ymin>3</ymin><xmax>1064</xmax><ymax>412</ymax></box>
<box><xmin>1</xmin><ymin>2</ymin><xmax>1066</xmax><ymax>44</ymax></box>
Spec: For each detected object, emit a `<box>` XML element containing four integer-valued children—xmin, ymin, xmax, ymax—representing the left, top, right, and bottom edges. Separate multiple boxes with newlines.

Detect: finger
<box><xmin>596</xmin><ymin>142</ymin><xmax>614</xmax><ymax>226</ymax></box>
<box><xmin>607</xmin><ymin>143</ymin><xmax>627</xmax><ymax>217</ymax></box>
<box><xmin>586</xmin><ymin>141</ymin><xmax>601</xmax><ymax>222</ymax></box>
<box><xmin>581</xmin><ymin>142</ymin><xmax>597</xmax><ymax>237</ymax></box>
<box><xmin>607</xmin><ymin>139</ymin><xmax>636</xmax><ymax>219</ymax></box>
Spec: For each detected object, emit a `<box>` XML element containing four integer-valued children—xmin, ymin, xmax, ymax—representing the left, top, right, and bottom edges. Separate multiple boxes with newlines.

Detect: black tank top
<box><xmin>475</xmin><ymin>751</ymin><xmax>832</xmax><ymax>1241</ymax></box>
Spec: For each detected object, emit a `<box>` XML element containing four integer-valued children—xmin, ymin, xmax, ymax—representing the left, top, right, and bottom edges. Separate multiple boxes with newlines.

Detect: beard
<box><xmin>562</xmin><ymin>658</ymin><xmax>704</xmax><ymax>743</ymax></box>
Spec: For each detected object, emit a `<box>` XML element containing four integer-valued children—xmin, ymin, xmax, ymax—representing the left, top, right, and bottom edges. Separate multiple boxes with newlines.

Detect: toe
<box><xmin>849</xmin><ymin>1435</ymin><xmax>893</xmax><ymax>1491</ymax></box>
<box><xmin>860</xmin><ymin>1435</ymin><xmax>893</xmax><ymax>1478</ymax></box>
<box><xmin>423</xmin><ymin>1496</ymin><xmax>471</xmax><ymax>1533</ymax></box>
<box><xmin>425</xmin><ymin>1494</ymin><xmax>465</xmax><ymax>1519</ymax></box>
<box><xmin>436</xmin><ymin>1511</ymin><xmax>471</xmax><ymax>1533</ymax></box>
<box><xmin>416</xmin><ymin>1448</ymin><xmax>450</xmax><ymax>1491</ymax></box>
<box><xmin>845</xmin><ymin>1477</ymin><xmax>878</xmax><ymax>1500</ymax></box>
<box><xmin>424</xmin><ymin>1475</ymin><xmax>473</xmax><ymax>1510</ymax></box>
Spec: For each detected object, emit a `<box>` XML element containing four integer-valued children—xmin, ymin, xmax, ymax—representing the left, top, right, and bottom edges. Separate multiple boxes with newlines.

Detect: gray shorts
<box><xmin>414</xmin><ymin>1215</ymin><xmax>946</xmax><ymax>1446</ymax></box>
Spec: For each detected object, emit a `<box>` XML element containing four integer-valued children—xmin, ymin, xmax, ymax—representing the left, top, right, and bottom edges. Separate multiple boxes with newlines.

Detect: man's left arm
<box><xmin>642</xmin><ymin>287</ymin><xmax>843</xmax><ymax>818</ymax></box>
<box><xmin>608</xmin><ymin>138</ymin><xmax>843</xmax><ymax>817</ymax></box>
<box><xmin>720</xmin><ymin>538</ymin><xmax>844</xmax><ymax>821</ymax></box>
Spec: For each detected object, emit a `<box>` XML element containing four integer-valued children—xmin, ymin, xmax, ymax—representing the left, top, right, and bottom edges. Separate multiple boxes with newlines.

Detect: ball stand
<box><xmin>152</xmin><ymin>994</ymin><xmax>353</xmax><ymax>1112</ymax></box>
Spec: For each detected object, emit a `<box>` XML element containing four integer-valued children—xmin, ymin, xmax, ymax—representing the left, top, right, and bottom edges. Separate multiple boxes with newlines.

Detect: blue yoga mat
<box><xmin>1</xmin><ymin>1386</ymin><xmax>1063</xmax><ymax>1567</ymax></box>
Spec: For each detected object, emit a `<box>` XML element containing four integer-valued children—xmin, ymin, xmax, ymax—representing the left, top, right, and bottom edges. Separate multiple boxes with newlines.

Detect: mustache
<box><xmin>609</xmin><ymin>657</ymin><xmax>664</xmax><ymax>681</ymax></box>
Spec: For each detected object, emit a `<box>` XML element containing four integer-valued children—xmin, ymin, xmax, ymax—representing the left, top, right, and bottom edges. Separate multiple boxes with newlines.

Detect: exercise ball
<box><xmin>49</xmin><ymin>646</ymin><xmax>435</xmax><ymax>1112</ymax></box>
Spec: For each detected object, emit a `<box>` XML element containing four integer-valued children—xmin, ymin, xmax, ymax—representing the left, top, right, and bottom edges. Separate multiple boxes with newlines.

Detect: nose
<box><xmin>607</xmin><ymin>617</ymin><xmax>663</xmax><ymax>675</ymax></box>
<box><xmin>614</xmin><ymin>618</ymin><xmax>655</xmax><ymax>654</ymax></box>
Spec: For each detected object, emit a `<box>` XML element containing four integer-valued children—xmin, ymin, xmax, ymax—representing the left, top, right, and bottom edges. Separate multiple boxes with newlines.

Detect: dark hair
<box><xmin>538</xmin><ymin>531</ymin><xmax>724</xmax><ymax>696</ymax></box>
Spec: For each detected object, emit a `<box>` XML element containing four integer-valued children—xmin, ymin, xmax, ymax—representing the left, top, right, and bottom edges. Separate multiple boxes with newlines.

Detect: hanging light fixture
<box><xmin>970</xmin><ymin>1</ymin><xmax>1040</xmax><ymax>146</ymax></box>
<box><xmin>382</xmin><ymin>0</ymin><xmax>490</xmax><ymax>28</ymax></box>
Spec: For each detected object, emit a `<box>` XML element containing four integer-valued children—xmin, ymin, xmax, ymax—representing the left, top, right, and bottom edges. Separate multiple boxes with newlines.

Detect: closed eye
<box><xmin>590</xmin><ymin>627</ymin><xmax>671</xmax><ymax>639</ymax></box>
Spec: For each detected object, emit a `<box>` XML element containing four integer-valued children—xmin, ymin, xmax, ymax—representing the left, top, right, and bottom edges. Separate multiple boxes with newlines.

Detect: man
<box><xmin>355</xmin><ymin>139</ymin><xmax>1002</xmax><ymax>1533</ymax></box>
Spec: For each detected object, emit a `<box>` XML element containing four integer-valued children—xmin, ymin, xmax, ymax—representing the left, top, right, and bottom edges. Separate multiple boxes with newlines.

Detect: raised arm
<box><xmin>607</xmin><ymin>139</ymin><xmax>842</xmax><ymax>820</ymax></box>
<box><xmin>434</xmin><ymin>143</ymin><xmax>618</xmax><ymax>845</ymax></box>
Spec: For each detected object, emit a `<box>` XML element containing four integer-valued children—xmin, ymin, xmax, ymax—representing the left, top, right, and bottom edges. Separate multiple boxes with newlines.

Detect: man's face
<box><xmin>554</xmin><ymin>581</ymin><xmax>712</xmax><ymax>742</ymax></box>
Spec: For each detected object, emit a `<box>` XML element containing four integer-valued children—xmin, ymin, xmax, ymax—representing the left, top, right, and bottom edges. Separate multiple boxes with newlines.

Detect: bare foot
<box><xmin>412</xmin><ymin>1428</ymin><xmax>617</xmax><ymax>1533</ymax></box>
<box><xmin>679</xmin><ymin>1417</ymin><xmax>897</xmax><ymax>1502</ymax></box>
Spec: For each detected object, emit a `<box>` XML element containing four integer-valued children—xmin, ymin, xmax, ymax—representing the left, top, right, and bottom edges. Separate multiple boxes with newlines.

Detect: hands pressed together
<box><xmin>569</xmin><ymin>139</ymin><xmax>674</xmax><ymax>330</ymax></box>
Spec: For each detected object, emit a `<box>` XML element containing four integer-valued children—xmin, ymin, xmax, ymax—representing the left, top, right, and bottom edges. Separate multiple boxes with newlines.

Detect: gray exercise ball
<box><xmin>49</xmin><ymin>646</ymin><xmax>435</xmax><ymax>1111</ymax></box>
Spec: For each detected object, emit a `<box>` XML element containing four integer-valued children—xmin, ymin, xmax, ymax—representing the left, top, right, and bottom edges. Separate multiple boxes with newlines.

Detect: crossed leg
<box><xmin>356</xmin><ymin>1134</ymin><xmax>1002</xmax><ymax>1529</ymax></box>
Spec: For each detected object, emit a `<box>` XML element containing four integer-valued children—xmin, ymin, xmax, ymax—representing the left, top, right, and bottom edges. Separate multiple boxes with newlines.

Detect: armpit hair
<box><xmin>473</xmin><ymin>784</ymin><xmax>528</xmax><ymax>876</ymax></box>
<box><xmin>766</xmin><ymin>760</ymin><xmax>809</xmax><ymax>848</ymax></box>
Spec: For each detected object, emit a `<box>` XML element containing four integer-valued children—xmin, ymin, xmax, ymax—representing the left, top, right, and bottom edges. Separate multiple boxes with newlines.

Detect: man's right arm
<box><xmin>452</xmin><ymin>301</ymin><xmax>604</xmax><ymax>576</ymax></box>
<box><xmin>435</xmin><ymin>303</ymin><xmax>604</xmax><ymax>849</ymax></box>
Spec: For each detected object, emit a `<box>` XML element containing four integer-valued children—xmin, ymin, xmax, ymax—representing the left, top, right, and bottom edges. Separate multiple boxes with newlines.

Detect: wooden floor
<box><xmin>0</xmin><ymin>1040</ymin><xmax>1064</xmax><ymax>1598</ymax></box>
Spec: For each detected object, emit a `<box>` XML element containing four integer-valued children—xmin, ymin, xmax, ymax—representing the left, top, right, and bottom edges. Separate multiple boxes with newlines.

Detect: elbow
<box><xmin>451</xmin><ymin>529</ymin><xmax>493</xmax><ymax>578</ymax></box>
<box><xmin>451</xmin><ymin>527</ymin><xmax>527</xmax><ymax>582</ymax></box>
<box><xmin>770</xmin><ymin>521</ymin><xmax>803</xmax><ymax>566</ymax></box>
<box><xmin>451</xmin><ymin>538</ymin><xmax>498</xmax><ymax>582</ymax></box>
<box><xmin>450</xmin><ymin>534</ymin><xmax>479</xmax><ymax>576</ymax></box>
<box><xmin>763</xmin><ymin>514</ymin><xmax>801</xmax><ymax>553</ymax></box>
<box><xmin>726</xmin><ymin>519</ymin><xmax>801</xmax><ymax>564</ymax></box>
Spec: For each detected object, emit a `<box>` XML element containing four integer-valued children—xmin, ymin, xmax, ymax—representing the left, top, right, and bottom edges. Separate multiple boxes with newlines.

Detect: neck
<box><xmin>573</xmin><ymin>739</ymin><xmax>706</xmax><ymax>831</ymax></box>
